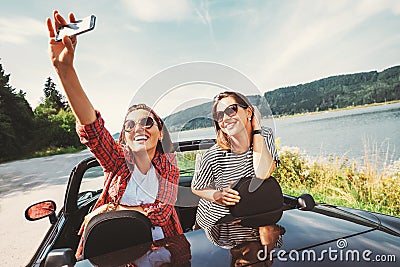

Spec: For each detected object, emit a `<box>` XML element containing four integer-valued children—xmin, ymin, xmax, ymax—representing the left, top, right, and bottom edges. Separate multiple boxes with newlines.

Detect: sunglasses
<box><xmin>124</xmin><ymin>117</ymin><xmax>155</xmax><ymax>132</ymax></box>
<box><xmin>214</xmin><ymin>103</ymin><xmax>248</xmax><ymax>122</ymax></box>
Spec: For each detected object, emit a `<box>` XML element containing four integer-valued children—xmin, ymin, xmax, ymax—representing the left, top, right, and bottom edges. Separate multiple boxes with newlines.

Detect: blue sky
<box><xmin>1</xmin><ymin>0</ymin><xmax>400</xmax><ymax>133</ymax></box>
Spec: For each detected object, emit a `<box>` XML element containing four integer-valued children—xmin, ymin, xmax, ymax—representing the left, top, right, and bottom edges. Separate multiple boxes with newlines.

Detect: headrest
<box><xmin>83</xmin><ymin>210</ymin><xmax>152</xmax><ymax>259</ymax></box>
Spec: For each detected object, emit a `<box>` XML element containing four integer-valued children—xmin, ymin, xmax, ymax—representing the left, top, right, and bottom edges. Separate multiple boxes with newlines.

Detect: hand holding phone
<box><xmin>56</xmin><ymin>15</ymin><xmax>96</xmax><ymax>42</ymax></box>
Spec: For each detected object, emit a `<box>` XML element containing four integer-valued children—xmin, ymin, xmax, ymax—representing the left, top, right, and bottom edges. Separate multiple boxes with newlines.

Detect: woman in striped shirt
<box><xmin>191</xmin><ymin>91</ymin><xmax>280</xmax><ymax>229</ymax></box>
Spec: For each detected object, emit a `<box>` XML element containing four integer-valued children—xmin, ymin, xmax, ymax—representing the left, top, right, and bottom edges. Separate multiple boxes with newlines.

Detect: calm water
<box><xmin>171</xmin><ymin>102</ymin><xmax>400</xmax><ymax>162</ymax></box>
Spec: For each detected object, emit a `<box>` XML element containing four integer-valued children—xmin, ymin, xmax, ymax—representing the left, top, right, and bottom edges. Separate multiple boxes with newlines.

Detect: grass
<box><xmin>175</xmin><ymin>140</ymin><xmax>400</xmax><ymax>218</ymax></box>
<box><xmin>0</xmin><ymin>146</ymin><xmax>87</xmax><ymax>164</ymax></box>
<box><xmin>176</xmin><ymin>150</ymin><xmax>204</xmax><ymax>175</ymax></box>
<box><xmin>29</xmin><ymin>146</ymin><xmax>86</xmax><ymax>158</ymax></box>
<box><xmin>273</xmin><ymin>138</ymin><xmax>400</xmax><ymax>217</ymax></box>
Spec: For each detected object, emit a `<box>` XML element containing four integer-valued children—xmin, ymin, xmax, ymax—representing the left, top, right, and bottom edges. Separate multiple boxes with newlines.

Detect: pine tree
<box><xmin>43</xmin><ymin>77</ymin><xmax>67</xmax><ymax>111</ymax></box>
<box><xmin>0</xmin><ymin>61</ymin><xmax>34</xmax><ymax>161</ymax></box>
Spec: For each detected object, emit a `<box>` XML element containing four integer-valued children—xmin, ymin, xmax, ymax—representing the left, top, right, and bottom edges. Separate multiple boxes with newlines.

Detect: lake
<box><xmin>171</xmin><ymin>102</ymin><xmax>400</xmax><ymax>163</ymax></box>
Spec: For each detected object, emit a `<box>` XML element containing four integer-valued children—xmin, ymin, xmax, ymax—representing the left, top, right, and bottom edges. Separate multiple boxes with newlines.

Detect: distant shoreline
<box><xmin>170</xmin><ymin>100</ymin><xmax>400</xmax><ymax>132</ymax></box>
<box><xmin>273</xmin><ymin>100</ymin><xmax>400</xmax><ymax>120</ymax></box>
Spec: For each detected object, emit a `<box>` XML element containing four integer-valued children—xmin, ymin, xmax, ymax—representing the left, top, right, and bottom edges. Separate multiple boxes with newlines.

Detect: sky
<box><xmin>1</xmin><ymin>0</ymin><xmax>400</xmax><ymax>133</ymax></box>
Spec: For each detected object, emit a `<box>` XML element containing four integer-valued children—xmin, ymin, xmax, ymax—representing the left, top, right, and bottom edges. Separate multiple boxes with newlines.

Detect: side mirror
<box><xmin>297</xmin><ymin>194</ymin><xmax>316</xmax><ymax>211</ymax></box>
<box><xmin>44</xmin><ymin>248</ymin><xmax>76</xmax><ymax>267</ymax></box>
<box><xmin>25</xmin><ymin>200</ymin><xmax>57</xmax><ymax>224</ymax></box>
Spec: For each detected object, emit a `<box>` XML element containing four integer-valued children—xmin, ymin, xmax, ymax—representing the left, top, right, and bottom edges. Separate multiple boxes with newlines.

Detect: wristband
<box><xmin>253</xmin><ymin>129</ymin><xmax>262</xmax><ymax>135</ymax></box>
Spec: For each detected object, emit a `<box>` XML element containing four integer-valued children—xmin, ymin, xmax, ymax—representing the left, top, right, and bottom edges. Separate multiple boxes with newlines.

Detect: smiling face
<box><xmin>216</xmin><ymin>96</ymin><xmax>251</xmax><ymax>137</ymax></box>
<box><xmin>124</xmin><ymin>109</ymin><xmax>163</xmax><ymax>155</ymax></box>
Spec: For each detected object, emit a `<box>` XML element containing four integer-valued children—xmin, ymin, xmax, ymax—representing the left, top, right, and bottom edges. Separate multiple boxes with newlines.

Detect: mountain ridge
<box><xmin>164</xmin><ymin>65</ymin><xmax>400</xmax><ymax>131</ymax></box>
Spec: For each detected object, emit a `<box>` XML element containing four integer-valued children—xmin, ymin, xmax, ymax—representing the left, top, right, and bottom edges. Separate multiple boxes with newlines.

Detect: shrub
<box><xmin>273</xmin><ymin>145</ymin><xmax>400</xmax><ymax>217</ymax></box>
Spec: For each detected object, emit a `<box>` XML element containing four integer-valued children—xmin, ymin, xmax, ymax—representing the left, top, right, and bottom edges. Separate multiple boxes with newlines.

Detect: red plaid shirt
<box><xmin>75</xmin><ymin>111</ymin><xmax>182</xmax><ymax>258</ymax></box>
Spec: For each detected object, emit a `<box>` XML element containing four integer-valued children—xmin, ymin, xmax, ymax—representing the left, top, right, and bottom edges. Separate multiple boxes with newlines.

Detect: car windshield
<box><xmin>78</xmin><ymin>149</ymin><xmax>207</xmax><ymax>196</ymax></box>
<box><xmin>79</xmin><ymin>165</ymin><xmax>104</xmax><ymax>196</ymax></box>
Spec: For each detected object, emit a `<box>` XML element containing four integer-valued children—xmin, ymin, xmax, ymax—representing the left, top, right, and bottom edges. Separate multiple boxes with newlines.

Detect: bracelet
<box><xmin>253</xmin><ymin>129</ymin><xmax>262</xmax><ymax>135</ymax></box>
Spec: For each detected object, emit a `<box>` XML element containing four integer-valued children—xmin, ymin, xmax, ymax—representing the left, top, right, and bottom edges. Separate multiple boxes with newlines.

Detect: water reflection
<box><xmin>203</xmin><ymin>223</ymin><xmax>285</xmax><ymax>266</ymax></box>
<box><xmin>89</xmin><ymin>234</ymin><xmax>192</xmax><ymax>267</ymax></box>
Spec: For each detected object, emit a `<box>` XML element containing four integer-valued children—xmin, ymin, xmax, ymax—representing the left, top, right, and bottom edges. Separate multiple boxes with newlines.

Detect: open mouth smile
<box><xmin>223</xmin><ymin>121</ymin><xmax>237</xmax><ymax>130</ymax></box>
<box><xmin>134</xmin><ymin>135</ymin><xmax>149</xmax><ymax>142</ymax></box>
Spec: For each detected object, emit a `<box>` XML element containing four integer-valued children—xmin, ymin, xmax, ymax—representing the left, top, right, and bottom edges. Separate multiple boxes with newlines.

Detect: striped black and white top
<box><xmin>203</xmin><ymin>223</ymin><xmax>284</xmax><ymax>249</ymax></box>
<box><xmin>204</xmin><ymin>223</ymin><xmax>261</xmax><ymax>248</ymax></box>
<box><xmin>191</xmin><ymin>127</ymin><xmax>280</xmax><ymax>229</ymax></box>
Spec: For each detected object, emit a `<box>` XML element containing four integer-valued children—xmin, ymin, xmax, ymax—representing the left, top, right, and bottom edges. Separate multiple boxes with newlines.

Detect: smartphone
<box><xmin>55</xmin><ymin>15</ymin><xmax>96</xmax><ymax>42</ymax></box>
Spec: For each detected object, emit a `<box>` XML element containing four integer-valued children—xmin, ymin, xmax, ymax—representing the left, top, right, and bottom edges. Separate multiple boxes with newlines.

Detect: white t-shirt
<box><xmin>120</xmin><ymin>164</ymin><xmax>164</xmax><ymax>240</ymax></box>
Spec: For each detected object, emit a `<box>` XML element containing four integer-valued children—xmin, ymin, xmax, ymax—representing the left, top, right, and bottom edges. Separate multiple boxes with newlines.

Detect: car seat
<box><xmin>82</xmin><ymin>210</ymin><xmax>152</xmax><ymax>259</ymax></box>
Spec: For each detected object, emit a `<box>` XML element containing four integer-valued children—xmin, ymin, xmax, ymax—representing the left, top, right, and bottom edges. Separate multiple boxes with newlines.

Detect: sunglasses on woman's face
<box><xmin>124</xmin><ymin>117</ymin><xmax>155</xmax><ymax>132</ymax></box>
<box><xmin>214</xmin><ymin>103</ymin><xmax>248</xmax><ymax>122</ymax></box>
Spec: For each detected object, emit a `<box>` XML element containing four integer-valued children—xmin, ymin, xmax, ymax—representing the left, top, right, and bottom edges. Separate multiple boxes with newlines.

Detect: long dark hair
<box><xmin>212</xmin><ymin>91</ymin><xmax>253</xmax><ymax>150</ymax></box>
<box><xmin>118</xmin><ymin>104</ymin><xmax>173</xmax><ymax>153</ymax></box>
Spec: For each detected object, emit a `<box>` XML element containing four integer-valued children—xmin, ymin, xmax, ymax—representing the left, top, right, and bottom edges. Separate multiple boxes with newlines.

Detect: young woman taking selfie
<box><xmin>46</xmin><ymin>11</ymin><xmax>182</xmax><ymax>258</ymax></box>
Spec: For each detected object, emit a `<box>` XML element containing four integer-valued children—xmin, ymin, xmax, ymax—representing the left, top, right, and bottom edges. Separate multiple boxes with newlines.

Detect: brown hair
<box><xmin>118</xmin><ymin>104</ymin><xmax>173</xmax><ymax>153</ymax></box>
<box><xmin>212</xmin><ymin>91</ymin><xmax>253</xmax><ymax>150</ymax></box>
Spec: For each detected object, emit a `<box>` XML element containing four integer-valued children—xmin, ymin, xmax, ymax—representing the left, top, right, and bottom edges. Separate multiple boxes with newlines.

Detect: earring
<box><xmin>248</xmin><ymin>117</ymin><xmax>252</xmax><ymax>121</ymax></box>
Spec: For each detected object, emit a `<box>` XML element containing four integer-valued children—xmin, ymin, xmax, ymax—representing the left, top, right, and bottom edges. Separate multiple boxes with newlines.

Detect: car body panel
<box><xmin>68</xmin><ymin>204</ymin><xmax>400</xmax><ymax>266</ymax></box>
<box><xmin>270</xmin><ymin>230</ymin><xmax>400</xmax><ymax>266</ymax></box>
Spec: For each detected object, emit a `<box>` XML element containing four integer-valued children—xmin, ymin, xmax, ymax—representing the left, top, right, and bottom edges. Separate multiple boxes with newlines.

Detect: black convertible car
<box><xmin>25</xmin><ymin>139</ymin><xmax>400</xmax><ymax>266</ymax></box>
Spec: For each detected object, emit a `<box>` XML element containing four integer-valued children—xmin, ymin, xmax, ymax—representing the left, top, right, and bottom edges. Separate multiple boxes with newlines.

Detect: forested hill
<box><xmin>265</xmin><ymin>65</ymin><xmax>400</xmax><ymax>115</ymax></box>
<box><xmin>164</xmin><ymin>65</ymin><xmax>400</xmax><ymax>131</ymax></box>
<box><xmin>164</xmin><ymin>101</ymin><xmax>213</xmax><ymax>132</ymax></box>
<box><xmin>163</xmin><ymin>95</ymin><xmax>267</xmax><ymax>132</ymax></box>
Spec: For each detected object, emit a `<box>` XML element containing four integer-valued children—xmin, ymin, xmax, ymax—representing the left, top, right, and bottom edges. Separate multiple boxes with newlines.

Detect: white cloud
<box><xmin>0</xmin><ymin>17</ymin><xmax>46</xmax><ymax>44</ymax></box>
<box><xmin>355</xmin><ymin>0</ymin><xmax>400</xmax><ymax>16</ymax></box>
<box><xmin>253</xmin><ymin>0</ymin><xmax>400</xmax><ymax>90</ymax></box>
<box><xmin>121</xmin><ymin>0</ymin><xmax>192</xmax><ymax>22</ymax></box>
<box><xmin>194</xmin><ymin>0</ymin><xmax>215</xmax><ymax>46</ymax></box>
<box><xmin>153</xmin><ymin>84</ymin><xmax>220</xmax><ymax>118</ymax></box>
<box><xmin>124</xmin><ymin>24</ymin><xmax>141</xmax><ymax>33</ymax></box>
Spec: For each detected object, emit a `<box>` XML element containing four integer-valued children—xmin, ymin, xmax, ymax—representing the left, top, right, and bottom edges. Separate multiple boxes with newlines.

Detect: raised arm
<box><xmin>251</xmin><ymin>106</ymin><xmax>276</xmax><ymax>179</ymax></box>
<box><xmin>47</xmin><ymin>11</ymin><xmax>96</xmax><ymax>125</ymax></box>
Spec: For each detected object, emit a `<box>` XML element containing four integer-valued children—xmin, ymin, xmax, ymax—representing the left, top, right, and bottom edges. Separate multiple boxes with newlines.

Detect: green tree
<box><xmin>0</xmin><ymin>61</ymin><xmax>34</xmax><ymax>162</ymax></box>
<box><xmin>42</xmin><ymin>77</ymin><xmax>67</xmax><ymax>111</ymax></box>
<box><xmin>33</xmin><ymin>78</ymin><xmax>83</xmax><ymax>150</ymax></box>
